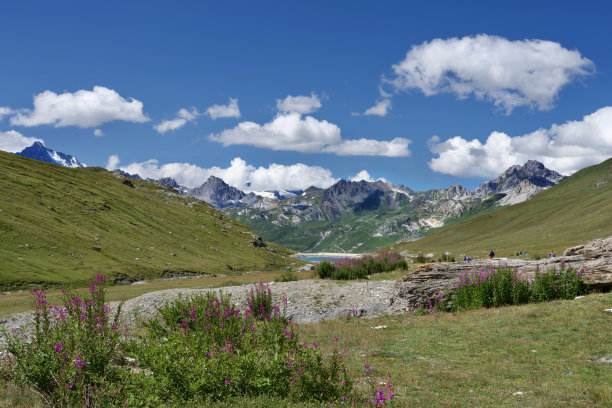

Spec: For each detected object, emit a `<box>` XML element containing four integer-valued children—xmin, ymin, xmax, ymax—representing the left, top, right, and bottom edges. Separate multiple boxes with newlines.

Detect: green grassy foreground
<box><xmin>390</xmin><ymin>157</ymin><xmax>612</xmax><ymax>258</ymax></box>
<box><xmin>0</xmin><ymin>152</ymin><xmax>295</xmax><ymax>290</ymax></box>
<box><xmin>2</xmin><ymin>292</ymin><xmax>610</xmax><ymax>407</ymax></box>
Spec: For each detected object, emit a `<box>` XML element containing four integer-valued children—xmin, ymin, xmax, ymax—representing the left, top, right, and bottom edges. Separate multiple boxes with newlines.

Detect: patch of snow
<box><xmin>392</xmin><ymin>188</ymin><xmax>413</xmax><ymax>201</ymax></box>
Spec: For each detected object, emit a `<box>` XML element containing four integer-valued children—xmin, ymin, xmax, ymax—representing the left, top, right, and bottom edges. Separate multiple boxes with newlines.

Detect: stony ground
<box><xmin>0</xmin><ymin>278</ymin><xmax>416</xmax><ymax>346</ymax></box>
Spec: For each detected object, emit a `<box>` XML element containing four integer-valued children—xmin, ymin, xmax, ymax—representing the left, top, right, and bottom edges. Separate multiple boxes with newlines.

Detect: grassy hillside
<box><xmin>391</xmin><ymin>157</ymin><xmax>612</xmax><ymax>258</ymax></box>
<box><xmin>0</xmin><ymin>152</ymin><xmax>294</xmax><ymax>290</ymax></box>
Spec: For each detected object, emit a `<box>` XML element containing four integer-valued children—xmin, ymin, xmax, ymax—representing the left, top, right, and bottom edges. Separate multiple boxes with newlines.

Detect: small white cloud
<box><xmin>106</xmin><ymin>154</ymin><xmax>120</xmax><ymax>170</ymax></box>
<box><xmin>154</xmin><ymin>108</ymin><xmax>199</xmax><ymax>134</ymax></box>
<box><xmin>0</xmin><ymin>107</ymin><xmax>15</xmax><ymax>120</ymax></box>
<box><xmin>428</xmin><ymin>106</ymin><xmax>612</xmax><ymax>177</ymax></box>
<box><xmin>0</xmin><ymin>130</ymin><xmax>44</xmax><ymax>153</ymax></box>
<box><xmin>205</xmin><ymin>98</ymin><xmax>240</xmax><ymax>119</ymax></box>
<box><xmin>276</xmin><ymin>93</ymin><xmax>322</xmax><ymax>114</ymax></box>
<box><xmin>364</xmin><ymin>99</ymin><xmax>391</xmax><ymax>117</ymax></box>
<box><xmin>427</xmin><ymin>135</ymin><xmax>440</xmax><ymax>148</ymax></box>
<box><xmin>94</xmin><ymin>129</ymin><xmax>103</xmax><ymax>137</ymax></box>
<box><xmin>10</xmin><ymin>86</ymin><xmax>150</xmax><ymax>127</ymax></box>
<box><xmin>116</xmin><ymin>156</ymin><xmax>338</xmax><ymax>192</ymax></box>
<box><xmin>386</xmin><ymin>34</ymin><xmax>593</xmax><ymax>113</ymax></box>
<box><xmin>350</xmin><ymin>170</ymin><xmax>374</xmax><ymax>182</ymax></box>
<box><xmin>210</xmin><ymin>112</ymin><xmax>411</xmax><ymax>157</ymax></box>
<box><xmin>324</xmin><ymin>137</ymin><xmax>411</xmax><ymax>157</ymax></box>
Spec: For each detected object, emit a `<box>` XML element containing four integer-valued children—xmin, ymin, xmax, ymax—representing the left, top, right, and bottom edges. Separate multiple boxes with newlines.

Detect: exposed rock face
<box><xmin>392</xmin><ymin>236</ymin><xmax>612</xmax><ymax>308</ymax></box>
<box><xmin>475</xmin><ymin>160</ymin><xmax>564</xmax><ymax>203</ymax></box>
<box><xmin>17</xmin><ymin>142</ymin><xmax>85</xmax><ymax>168</ymax></box>
<box><xmin>158</xmin><ymin>177</ymin><xmax>181</xmax><ymax>190</ymax></box>
<box><xmin>187</xmin><ymin>176</ymin><xmax>259</xmax><ymax>209</ymax></box>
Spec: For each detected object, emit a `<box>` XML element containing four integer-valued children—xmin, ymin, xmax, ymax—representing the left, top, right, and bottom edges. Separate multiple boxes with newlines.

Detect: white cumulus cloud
<box><xmin>106</xmin><ymin>154</ymin><xmax>121</xmax><ymax>170</ymax></box>
<box><xmin>325</xmin><ymin>137</ymin><xmax>411</xmax><ymax>157</ymax></box>
<box><xmin>276</xmin><ymin>93</ymin><xmax>322</xmax><ymax>114</ymax></box>
<box><xmin>364</xmin><ymin>99</ymin><xmax>391</xmax><ymax>117</ymax></box>
<box><xmin>94</xmin><ymin>129</ymin><xmax>103</xmax><ymax>137</ymax></box>
<box><xmin>350</xmin><ymin>170</ymin><xmax>374</xmax><ymax>182</ymax></box>
<box><xmin>0</xmin><ymin>130</ymin><xmax>43</xmax><ymax>153</ymax></box>
<box><xmin>113</xmin><ymin>156</ymin><xmax>338</xmax><ymax>192</ymax></box>
<box><xmin>428</xmin><ymin>106</ymin><xmax>612</xmax><ymax>177</ymax></box>
<box><xmin>386</xmin><ymin>34</ymin><xmax>593</xmax><ymax>113</ymax></box>
<box><xmin>209</xmin><ymin>112</ymin><xmax>411</xmax><ymax>157</ymax></box>
<box><xmin>0</xmin><ymin>107</ymin><xmax>15</xmax><ymax>120</ymax></box>
<box><xmin>205</xmin><ymin>98</ymin><xmax>241</xmax><ymax>119</ymax></box>
<box><xmin>154</xmin><ymin>108</ymin><xmax>199</xmax><ymax>134</ymax></box>
<box><xmin>10</xmin><ymin>86</ymin><xmax>150</xmax><ymax>127</ymax></box>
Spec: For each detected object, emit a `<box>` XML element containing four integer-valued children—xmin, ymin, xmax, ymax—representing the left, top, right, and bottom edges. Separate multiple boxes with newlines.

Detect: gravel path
<box><xmin>1</xmin><ymin>279</ymin><xmax>412</xmax><ymax>345</ymax></box>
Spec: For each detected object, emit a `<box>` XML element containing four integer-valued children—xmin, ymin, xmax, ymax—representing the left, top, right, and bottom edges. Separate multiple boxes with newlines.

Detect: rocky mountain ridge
<box><xmin>16</xmin><ymin>142</ymin><xmax>85</xmax><ymax>168</ymax></box>
<box><xmin>224</xmin><ymin>161</ymin><xmax>566</xmax><ymax>253</ymax></box>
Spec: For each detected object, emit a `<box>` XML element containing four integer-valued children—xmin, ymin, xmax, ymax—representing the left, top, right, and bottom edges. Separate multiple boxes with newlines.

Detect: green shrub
<box><xmin>531</xmin><ymin>263</ymin><xmax>587</xmax><ymax>301</ymax></box>
<box><xmin>415</xmin><ymin>252</ymin><xmax>428</xmax><ymax>263</ymax></box>
<box><xmin>246</xmin><ymin>282</ymin><xmax>273</xmax><ymax>320</ymax></box>
<box><xmin>315</xmin><ymin>260</ymin><xmax>335</xmax><ymax>279</ymax></box>
<box><xmin>317</xmin><ymin>252</ymin><xmax>407</xmax><ymax>280</ymax></box>
<box><xmin>452</xmin><ymin>265</ymin><xmax>588</xmax><ymax>311</ymax></box>
<box><xmin>1</xmin><ymin>275</ymin><xmax>127</xmax><ymax>407</ymax></box>
<box><xmin>127</xmin><ymin>291</ymin><xmax>353</xmax><ymax>404</ymax></box>
<box><xmin>277</xmin><ymin>269</ymin><xmax>298</xmax><ymax>282</ymax></box>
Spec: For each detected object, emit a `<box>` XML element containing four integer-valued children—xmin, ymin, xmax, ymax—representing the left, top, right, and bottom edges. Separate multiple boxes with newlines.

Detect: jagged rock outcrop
<box><xmin>158</xmin><ymin>177</ymin><xmax>181</xmax><ymax>190</ymax></box>
<box><xmin>392</xmin><ymin>236</ymin><xmax>612</xmax><ymax>307</ymax></box>
<box><xmin>17</xmin><ymin>142</ymin><xmax>85</xmax><ymax>168</ymax></box>
<box><xmin>187</xmin><ymin>176</ymin><xmax>259</xmax><ymax>209</ymax></box>
<box><xmin>475</xmin><ymin>160</ymin><xmax>564</xmax><ymax>203</ymax></box>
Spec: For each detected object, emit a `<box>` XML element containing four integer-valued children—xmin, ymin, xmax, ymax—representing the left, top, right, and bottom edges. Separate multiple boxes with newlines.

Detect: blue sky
<box><xmin>1</xmin><ymin>0</ymin><xmax>611</xmax><ymax>191</ymax></box>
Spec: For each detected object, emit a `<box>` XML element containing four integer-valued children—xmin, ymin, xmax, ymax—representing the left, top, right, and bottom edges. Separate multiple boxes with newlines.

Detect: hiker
<box><xmin>489</xmin><ymin>249</ymin><xmax>494</xmax><ymax>259</ymax></box>
<box><xmin>463</xmin><ymin>255</ymin><xmax>467</xmax><ymax>261</ymax></box>
<box><xmin>548</xmin><ymin>250</ymin><xmax>555</xmax><ymax>258</ymax></box>
<box><xmin>467</xmin><ymin>255</ymin><xmax>471</xmax><ymax>262</ymax></box>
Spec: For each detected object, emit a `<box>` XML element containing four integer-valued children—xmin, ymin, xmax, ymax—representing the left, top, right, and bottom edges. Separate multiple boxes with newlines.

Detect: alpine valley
<box><xmin>223</xmin><ymin>160</ymin><xmax>565</xmax><ymax>253</ymax></box>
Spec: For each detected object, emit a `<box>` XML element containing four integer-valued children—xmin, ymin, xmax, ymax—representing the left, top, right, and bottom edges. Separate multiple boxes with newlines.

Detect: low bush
<box><xmin>127</xmin><ymin>285</ymin><xmax>353</xmax><ymax>404</ymax></box>
<box><xmin>414</xmin><ymin>252</ymin><xmax>428</xmax><ymax>263</ymax></box>
<box><xmin>1</xmin><ymin>275</ymin><xmax>128</xmax><ymax>407</ymax></box>
<box><xmin>246</xmin><ymin>282</ymin><xmax>273</xmax><ymax>320</ymax></box>
<box><xmin>276</xmin><ymin>269</ymin><xmax>298</xmax><ymax>282</ymax></box>
<box><xmin>315</xmin><ymin>252</ymin><xmax>407</xmax><ymax>280</ymax></box>
<box><xmin>2</xmin><ymin>278</ymin><xmax>374</xmax><ymax>407</ymax></box>
<box><xmin>439</xmin><ymin>254</ymin><xmax>455</xmax><ymax>262</ymax></box>
<box><xmin>451</xmin><ymin>264</ymin><xmax>587</xmax><ymax>311</ymax></box>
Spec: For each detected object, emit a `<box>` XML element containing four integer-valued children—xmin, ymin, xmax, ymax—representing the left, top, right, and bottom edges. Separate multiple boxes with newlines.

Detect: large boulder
<box><xmin>393</xmin><ymin>236</ymin><xmax>612</xmax><ymax>307</ymax></box>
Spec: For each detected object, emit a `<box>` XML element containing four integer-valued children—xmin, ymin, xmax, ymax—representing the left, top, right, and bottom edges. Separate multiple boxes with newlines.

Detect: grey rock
<box><xmin>393</xmin><ymin>236</ymin><xmax>612</xmax><ymax>307</ymax></box>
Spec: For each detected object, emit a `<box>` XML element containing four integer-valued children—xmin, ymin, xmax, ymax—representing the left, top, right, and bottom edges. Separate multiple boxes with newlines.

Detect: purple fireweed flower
<box><xmin>364</xmin><ymin>364</ymin><xmax>374</xmax><ymax>373</ymax></box>
<box><xmin>54</xmin><ymin>343</ymin><xmax>63</xmax><ymax>353</ymax></box>
<box><xmin>190</xmin><ymin>307</ymin><xmax>196</xmax><ymax>322</ymax></box>
<box><xmin>74</xmin><ymin>358</ymin><xmax>86</xmax><ymax>369</ymax></box>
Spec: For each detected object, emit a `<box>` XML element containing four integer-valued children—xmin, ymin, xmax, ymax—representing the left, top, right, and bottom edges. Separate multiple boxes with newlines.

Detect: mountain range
<box><xmin>13</xmin><ymin>141</ymin><xmax>567</xmax><ymax>254</ymax></box>
<box><xmin>224</xmin><ymin>160</ymin><xmax>565</xmax><ymax>253</ymax></box>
